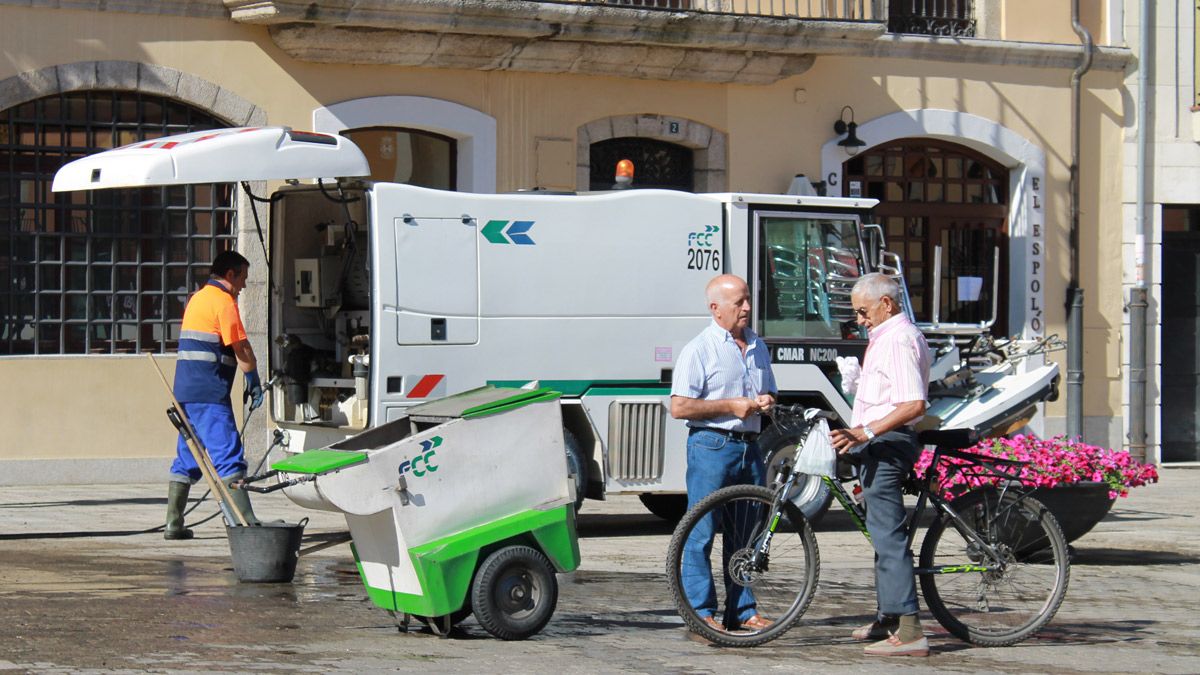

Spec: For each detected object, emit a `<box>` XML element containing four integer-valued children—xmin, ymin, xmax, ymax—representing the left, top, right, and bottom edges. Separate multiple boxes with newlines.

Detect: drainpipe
<box><xmin>1067</xmin><ymin>0</ymin><xmax>1093</xmax><ymax>440</ymax></box>
<box><xmin>1128</xmin><ymin>0</ymin><xmax>1153</xmax><ymax>460</ymax></box>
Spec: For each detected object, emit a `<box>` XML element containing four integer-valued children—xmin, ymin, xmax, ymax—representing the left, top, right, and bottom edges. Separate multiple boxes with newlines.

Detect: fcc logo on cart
<box><xmin>399</xmin><ymin>436</ymin><xmax>442</xmax><ymax>478</ymax></box>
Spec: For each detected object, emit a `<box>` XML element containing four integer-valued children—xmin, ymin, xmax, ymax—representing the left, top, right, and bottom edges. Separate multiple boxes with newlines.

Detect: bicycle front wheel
<box><xmin>919</xmin><ymin>489</ymin><xmax>1070</xmax><ymax>647</ymax></box>
<box><xmin>665</xmin><ymin>484</ymin><xmax>820</xmax><ymax>647</ymax></box>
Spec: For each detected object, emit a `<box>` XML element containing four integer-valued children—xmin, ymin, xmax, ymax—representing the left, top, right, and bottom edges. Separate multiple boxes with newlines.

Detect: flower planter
<box><xmin>1027</xmin><ymin>481</ymin><xmax>1116</xmax><ymax>544</ymax></box>
<box><xmin>916</xmin><ymin>434</ymin><xmax>1157</xmax><ymax>546</ymax></box>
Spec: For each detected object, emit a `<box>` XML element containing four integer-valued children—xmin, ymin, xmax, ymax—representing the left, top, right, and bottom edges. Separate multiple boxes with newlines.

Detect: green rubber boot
<box><xmin>225</xmin><ymin>472</ymin><xmax>261</xmax><ymax>526</ymax></box>
<box><xmin>164</xmin><ymin>481</ymin><xmax>194</xmax><ymax>540</ymax></box>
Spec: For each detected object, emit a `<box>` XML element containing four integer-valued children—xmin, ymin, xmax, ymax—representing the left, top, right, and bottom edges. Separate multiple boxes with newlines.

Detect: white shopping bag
<box><xmin>835</xmin><ymin>356</ymin><xmax>861</xmax><ymax>395</ymax></box>
<box><xmin>794</xmin><ymin>418</ymin><xmax>836</xmax><ymax>477</ymax></box>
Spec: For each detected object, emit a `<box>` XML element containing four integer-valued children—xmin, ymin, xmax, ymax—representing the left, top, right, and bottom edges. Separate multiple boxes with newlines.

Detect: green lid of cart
<box><xmin>272</xmin><ymin>449</ymin><xmax>367</xmax><ymax>475</ymax></box>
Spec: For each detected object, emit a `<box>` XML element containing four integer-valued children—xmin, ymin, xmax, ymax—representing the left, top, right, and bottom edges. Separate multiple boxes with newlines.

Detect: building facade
<box><xmin>0</xmin><ymin>0</ymin><xmax>1145</xmax><ymax>484</ymax></box>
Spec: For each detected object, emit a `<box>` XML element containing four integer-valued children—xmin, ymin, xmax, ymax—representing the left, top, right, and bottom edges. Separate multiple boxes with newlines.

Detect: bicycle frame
<box><xmin>816</xmin><ymin>448</ymin><xmax>1031</xmax><ymax>576</ymax></box>
<box><xmin>761</xmin><ymin>420</ymin><xmax>1032</xmax><ymax>578</ymax></box>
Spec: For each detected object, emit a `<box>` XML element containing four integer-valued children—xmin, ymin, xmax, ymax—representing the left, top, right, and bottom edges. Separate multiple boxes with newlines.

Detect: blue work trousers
<box><xmin>681</xmin><ymin>429</ymin><xmax>766</xmax><ymax>622</ymax></box>
<box><xmin>169</xmin><ymin>401</ymin><xmax>246</xmax><ymax>483</ymax></box>
<box><xmin>858</xmin><ymin>428</ymin><xmax>922</xmax><ymax>618</ymax></box>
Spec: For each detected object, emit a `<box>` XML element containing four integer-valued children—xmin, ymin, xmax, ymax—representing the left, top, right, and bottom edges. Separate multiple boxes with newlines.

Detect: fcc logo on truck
<box><xmin>687</xmin><ymin>225</ymin><xmax>721</xmax><ymax>271</ymax></box>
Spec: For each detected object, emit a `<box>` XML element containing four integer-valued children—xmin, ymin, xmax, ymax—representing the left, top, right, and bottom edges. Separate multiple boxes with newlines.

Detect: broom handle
<box><xmin>148</xmin><ymin>353</ymin><xmax>248</xmax><ymax>527</ymax></box>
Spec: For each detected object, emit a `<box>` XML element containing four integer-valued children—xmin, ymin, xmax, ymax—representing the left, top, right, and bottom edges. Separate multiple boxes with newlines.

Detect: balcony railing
<box><xmin>559</xmin><ymin>0</ymin><xmax>880</xmax><ymax>20</ymax></box>
<box><xmin>887</xmin><ymin>0</ymin><xmax>975</xmax><ymax>37</ymax></box>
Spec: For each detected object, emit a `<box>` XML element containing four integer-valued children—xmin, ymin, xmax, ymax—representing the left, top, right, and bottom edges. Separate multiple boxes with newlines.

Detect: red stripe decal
<box><xmin>406</xmin><ymin>374</ymin><xmax>444</xmax><ymax>399</ymax></box>
<box><xmin>161</xmin><ymin>142</ymin><xmax>178</xmax><ymax>149</ymax></box>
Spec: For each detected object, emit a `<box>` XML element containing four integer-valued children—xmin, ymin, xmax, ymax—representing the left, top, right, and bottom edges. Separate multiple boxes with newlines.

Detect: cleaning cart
<box><xmin>259</xmin><ymin>386</ymin><xmax>580</xmax><ymax>640</ymax></box>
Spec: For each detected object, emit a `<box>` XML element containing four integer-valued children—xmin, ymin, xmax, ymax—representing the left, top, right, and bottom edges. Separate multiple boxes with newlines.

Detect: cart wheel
<box><xmin>470</xmin><ymin>545</ymin><xmax>558</xmax><ymax>640</ymax></box>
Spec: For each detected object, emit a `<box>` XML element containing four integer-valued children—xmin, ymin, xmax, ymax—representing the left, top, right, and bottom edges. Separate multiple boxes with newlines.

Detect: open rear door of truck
<box><xmin>52</xmin><ymin>126</ymin><xmax>370</xmax><ymax>191</ymax></box>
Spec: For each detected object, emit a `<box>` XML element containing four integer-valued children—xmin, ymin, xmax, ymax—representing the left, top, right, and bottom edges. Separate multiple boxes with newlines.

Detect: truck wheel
<box><xmin>470</xmin><ymin>545</ymin><xmax>558</xmax><ymax>640</ymax></box>
<box><xmin>758</xmin><ymin>422</ymin><xmax>834</xmax><ymax>526</ymax></box>
<box><xmin>638</xmin><ymin>494</ymin><xmax>688</xmax><ymax>522</ymax></box>
<box><xmin>564</xmin><ymin>429</ymin><xmax>587</xmax><ymax>512</ymax></box>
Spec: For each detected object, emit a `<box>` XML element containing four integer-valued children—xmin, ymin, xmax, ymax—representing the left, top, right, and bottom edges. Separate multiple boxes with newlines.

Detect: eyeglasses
<box><xmin>854</xmin><ymin>298</ymin><xmax>888</xmax><ymax>317</ymax></box>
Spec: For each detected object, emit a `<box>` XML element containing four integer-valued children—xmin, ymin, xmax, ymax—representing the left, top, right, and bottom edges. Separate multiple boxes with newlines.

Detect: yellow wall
<box><xmin>0</xmin><ymin>357</ymin><xmax>243</xmax><ymax>460</ymax></box>
<box><xmin>1002</xmin><ymin>0</ymin><xmax>1107</xmax><ymax>45</ymax></box>
<box><xmin>0</xmin><ymin>5</ymin><xmax>1129</xmax><ymax>463</ymax></box>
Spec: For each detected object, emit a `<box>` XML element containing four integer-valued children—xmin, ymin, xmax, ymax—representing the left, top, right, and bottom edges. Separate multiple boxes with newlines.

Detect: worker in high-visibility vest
<box><xmin>164</xmin><ymin>250</ymin><xmax>264</xmax><ymax>540</ymax></box>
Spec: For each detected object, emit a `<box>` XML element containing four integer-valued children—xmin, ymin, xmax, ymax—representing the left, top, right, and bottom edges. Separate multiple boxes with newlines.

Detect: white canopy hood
<box><xmin>52</xmin><ymin>126</ymin><xmax>371</xmax><ymax>191</ymax></box>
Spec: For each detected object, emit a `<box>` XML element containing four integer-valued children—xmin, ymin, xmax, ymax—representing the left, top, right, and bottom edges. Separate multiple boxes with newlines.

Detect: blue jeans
<box><xmin>681</xmin><ymin>429</ymin><xmax>766</xmax><ymax>622</ymax></box>
<box><xmin>170</xmin><ymin>402</ymin><xmax>246</xmax><ymax>483</ymax></box>
<box><xmin>857</xmin><ymin>428</ymin><xmax>922</xmax><ymax>618</ymax></box>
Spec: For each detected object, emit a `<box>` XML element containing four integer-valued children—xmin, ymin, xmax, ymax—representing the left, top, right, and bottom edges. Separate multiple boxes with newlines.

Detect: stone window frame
<box><xmin>577</xmin><ymin>114</ymin><xmax>727</xmax><ymax>192</ymax></box>
<box><xmin>0</xmin><ymin>61</ymin><xmax>266</xmax><ymax>129</ymax></box>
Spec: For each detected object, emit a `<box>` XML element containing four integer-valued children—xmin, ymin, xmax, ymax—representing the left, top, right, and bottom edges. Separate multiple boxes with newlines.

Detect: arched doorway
<box><xmin>313</xmin><ymin>96</ymin><xmax>497</xmax><ymax>193</ymax></box>
<box><xmin>842</xmin><ymin>139</ymin><xmax>1010</xmax><ymax>334</ymax></box>
<box><xmin>0</xmin><ymin>90</ymin><xmax>235</xmax><ymax>355</ymax></box>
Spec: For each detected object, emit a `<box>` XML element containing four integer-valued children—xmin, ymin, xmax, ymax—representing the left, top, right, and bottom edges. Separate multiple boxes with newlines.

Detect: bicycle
<box><xmin>665</xmin><ymin>405</ymin><xmax>1070</xmax><ymax>648</ymax></box>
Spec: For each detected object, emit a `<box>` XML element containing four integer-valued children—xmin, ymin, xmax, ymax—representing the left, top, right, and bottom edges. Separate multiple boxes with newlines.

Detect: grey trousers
<box><xmin>858</xmin><ymin>428</ymin><xmax>921</xmax><ymax>618</ymax></box>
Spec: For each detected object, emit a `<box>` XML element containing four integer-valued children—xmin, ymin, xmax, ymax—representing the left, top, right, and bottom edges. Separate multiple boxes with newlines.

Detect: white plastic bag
<box><xmin>794</xmin><ymin>418</ymin><xmax>836</xmax><ymax>477</ymax></box>
<box><xmin>835</xmin><ymin>356</ymin><xmax>861</xmax><ymax>395</ymax></box>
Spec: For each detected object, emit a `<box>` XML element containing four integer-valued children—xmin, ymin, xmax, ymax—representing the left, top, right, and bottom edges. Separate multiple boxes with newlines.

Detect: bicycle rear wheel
<box><xmin>665</xmin><ymin>484</ymin><xmax>820</xmax><ymax>647</ymax></box>
<box><xmin>919</xmin><ymin>489</ymin><xmax>1070</xmax><ymax>646</ymax></box>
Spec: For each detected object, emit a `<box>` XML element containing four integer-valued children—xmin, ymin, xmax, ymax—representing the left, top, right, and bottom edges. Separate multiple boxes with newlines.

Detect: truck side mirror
<box><xmin>861</xmin><ymin>222</ymin><xmax>884</xmax><ymax>270</ymax></box>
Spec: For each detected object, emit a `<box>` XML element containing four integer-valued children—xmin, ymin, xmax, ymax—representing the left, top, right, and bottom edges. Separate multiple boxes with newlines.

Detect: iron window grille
<box><xmin>590</xmin><ymin>137</ymin><xmax>695</xmax><ymax>191</ymax></box>
<box><xmin>887</xmin><ymin>0</ymin><xmax>976</xmax><ymax>37</ymax></box>
<box><xmin>0</xmin><ymin>91</ymin><xmax>236</xmax><ymax>356</ymax></box>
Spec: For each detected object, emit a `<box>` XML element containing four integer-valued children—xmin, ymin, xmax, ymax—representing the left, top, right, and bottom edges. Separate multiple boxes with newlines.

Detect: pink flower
<box><xmin>917</xmin><ymin>434</ymin><xmax>1158</xmax><ymax>498</ymax></box>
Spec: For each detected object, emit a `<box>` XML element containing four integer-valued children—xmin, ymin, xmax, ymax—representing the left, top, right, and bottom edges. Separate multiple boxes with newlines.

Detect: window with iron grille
<box><xmin>0</xmin><ymin>91</ymin><xmax>236</xmax><ymax>356</ymax></box>
<box><xmin>590</xmin><ymin>138</ymin><xmax>694</xmax><ymax>191</ymax></box>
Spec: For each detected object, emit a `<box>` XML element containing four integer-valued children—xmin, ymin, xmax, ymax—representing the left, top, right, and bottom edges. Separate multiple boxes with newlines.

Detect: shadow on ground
<box><xmin>1070</xmin><ymin>547</ymin><xmax>1200</xmax><ymax>566</ymax></box>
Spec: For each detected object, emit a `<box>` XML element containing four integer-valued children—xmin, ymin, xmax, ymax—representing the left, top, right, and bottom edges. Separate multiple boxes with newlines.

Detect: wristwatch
<box><xmin>861</xmin><ymin>424</ymin><xmax>876</xmax><ymax>441</ymax></box>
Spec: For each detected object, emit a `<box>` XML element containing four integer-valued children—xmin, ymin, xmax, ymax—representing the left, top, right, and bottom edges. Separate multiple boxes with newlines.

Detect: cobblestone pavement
<box><xmin>0</xmin><ymin>468</ymin><xmax>1196</xmax><ymax>673</ymax></box>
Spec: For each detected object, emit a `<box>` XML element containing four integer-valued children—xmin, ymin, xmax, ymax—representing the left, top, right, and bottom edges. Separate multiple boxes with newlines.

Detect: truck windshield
<box><xmin>758</xmin><ymin>215</ymin><xmax>864</xmax><ymax>339</ymax></box>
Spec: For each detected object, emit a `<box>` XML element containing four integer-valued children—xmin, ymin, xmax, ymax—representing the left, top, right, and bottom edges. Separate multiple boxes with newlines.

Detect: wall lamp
<box><xmin>834</xmin><ymin>106</ymin><xmax>866</xmax><ymax>155</ymax></box>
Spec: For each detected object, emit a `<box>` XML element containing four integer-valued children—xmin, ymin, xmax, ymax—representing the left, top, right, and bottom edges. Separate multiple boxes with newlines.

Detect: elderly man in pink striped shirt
<box><xmin>830</xmin><ymin>273</ymin><xmax>932</xmax><ymax>657</ymax></box>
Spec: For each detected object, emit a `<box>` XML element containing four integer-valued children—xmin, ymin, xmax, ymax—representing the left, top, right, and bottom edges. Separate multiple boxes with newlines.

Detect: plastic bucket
<box><xmin>226</xmin><ymin>518</ymin><xmax>308</xmax><ymax>583</ymax></box>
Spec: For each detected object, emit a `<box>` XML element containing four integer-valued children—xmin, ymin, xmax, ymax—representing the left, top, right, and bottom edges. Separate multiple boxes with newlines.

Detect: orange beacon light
<box><xmin>613</xmin><ymin>159</ymin><xmax>634</xmax><ymax>189</ymax></box>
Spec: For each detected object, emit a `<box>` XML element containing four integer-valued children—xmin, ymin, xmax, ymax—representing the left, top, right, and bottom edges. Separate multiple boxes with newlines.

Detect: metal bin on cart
<box><xmin>267</xmin><ymin>386</ymin><xmax>580</xmax><ymax>640</ymax></box>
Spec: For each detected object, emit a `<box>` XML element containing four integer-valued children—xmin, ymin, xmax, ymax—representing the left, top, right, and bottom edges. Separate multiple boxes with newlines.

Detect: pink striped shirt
<box><xmin>850</xmin><ymin>313</ymin><xmax>931</xmax><ymax>428</ymax></box>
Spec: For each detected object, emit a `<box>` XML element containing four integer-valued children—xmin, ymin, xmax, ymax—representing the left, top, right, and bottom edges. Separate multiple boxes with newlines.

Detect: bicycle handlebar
<box><xmin>767</xmin><ymin>404</ymin><xmax>837</xmax><ymax>423</ymax></box>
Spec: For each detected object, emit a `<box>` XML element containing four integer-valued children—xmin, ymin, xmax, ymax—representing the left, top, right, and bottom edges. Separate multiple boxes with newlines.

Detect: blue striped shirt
<box><xmin>671</xmin><ymin>320</ymin><xmax>777</xmax><ymax>433</ymax></box>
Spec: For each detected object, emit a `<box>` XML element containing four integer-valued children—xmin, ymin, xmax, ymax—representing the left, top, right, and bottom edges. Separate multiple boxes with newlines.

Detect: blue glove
<box><xmin>244</xmin><ymin>370</ymin><xmax>264</xmax><ymax>411</ymax></box>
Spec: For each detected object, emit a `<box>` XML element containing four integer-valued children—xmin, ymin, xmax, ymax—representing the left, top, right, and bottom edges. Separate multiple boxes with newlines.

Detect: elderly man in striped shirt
<box><xmin>830</xmin><ymin>273</ymin><xmax>932</xmax><ymax>657</ymax></box>
<box><xmin>671</xmin><ymin>274</ymin><xmax>777</xmax><ymax>635</ymax></box>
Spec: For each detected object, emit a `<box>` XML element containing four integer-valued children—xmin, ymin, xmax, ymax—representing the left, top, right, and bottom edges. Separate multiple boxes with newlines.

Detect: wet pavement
<box><xmin>0</xmin><ymin>469</ymin><xmax>1198</xmax><ymax>673</ymax></box>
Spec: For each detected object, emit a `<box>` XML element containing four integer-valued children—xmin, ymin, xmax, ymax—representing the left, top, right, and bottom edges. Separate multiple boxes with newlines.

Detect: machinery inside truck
<box><xmin>268</xmin><ymin>185</ymin><xmax>372</xmax><ymax>432</ymax></box>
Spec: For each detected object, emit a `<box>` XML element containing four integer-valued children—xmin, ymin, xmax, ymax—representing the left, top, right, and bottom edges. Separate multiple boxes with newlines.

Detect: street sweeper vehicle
<box><xmin>52</xmin><ymin>126</ymin><xmax>1059</xmax><ymax>525</ymax></box>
